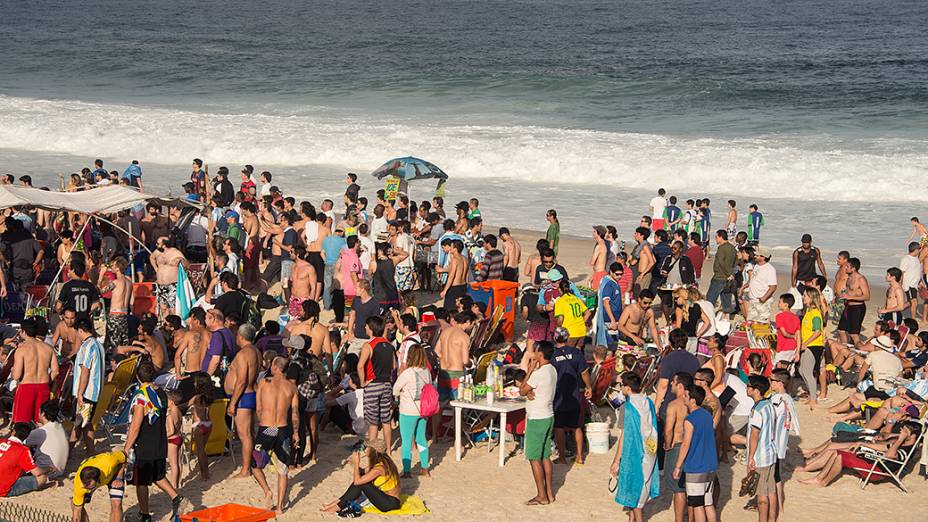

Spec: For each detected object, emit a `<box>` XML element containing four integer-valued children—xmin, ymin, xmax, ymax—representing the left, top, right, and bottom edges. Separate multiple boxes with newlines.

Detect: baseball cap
<box><xmin>282</xmin><ymin>335</ymin><xmax>305</xmax><ymax>351</ymax></box>
<box><xmin>545</xmin><ymin>269</ymin><xmax>564</xmax><ymax>282</ymax></box>
<box><xmin>224</xmin><ymin>210</ymin><xmax>240</xmax><ymax>221</ymax></box>
<box><xmin>757</xmin><ymin>246</ymin><xmax>772</xmax><ymax>258</ymax></box>
<box><xmin>801</xmin><ymin>233</ymin><xmax>812</xmax><ymax>243</ymax></box>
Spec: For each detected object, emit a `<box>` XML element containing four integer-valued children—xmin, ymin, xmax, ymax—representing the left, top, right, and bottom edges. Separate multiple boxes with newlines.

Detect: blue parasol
<box><xmin>370</xmin><ymin>156</ymin><xmax>449</xmax><ymax>182</ymax></box>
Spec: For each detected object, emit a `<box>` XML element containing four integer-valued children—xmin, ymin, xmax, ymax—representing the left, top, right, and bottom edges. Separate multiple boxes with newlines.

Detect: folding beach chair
<box><xmin>856</xmin><ymin>421</ymin><xmax>925</xmax><ymax>492</ymax></box>
<box><xmin>590</xmin><ymin>356</ymin><xmax>617</xmax><ymax>407</ymax></box>
<box><xmin>110</xmin><ymin>355</ymin><xmax>140</xmax><ymax>397</ymax></box>
<box><xmin>99</xmin><ymin>382</ymin><xmax>139</xmax><ymax>442</ymax></box>
<box><xmin>181</xmin><ymin>398</ymin><xmax>237</xmax><ymax>479</ymax></box>
<box><xmin>90</xmin><ymin>383</ymin><xmax>118</xmax><ymax>433</ymax></box>
<box><xmin>418</xmin><ymin>321</ymin><xmax>441</xmax><ymax>348</ymax></box>
<box><xmin>472</xmin><ymin>351</ymin><xmax>497</xmax><ymax>384</ymax></box>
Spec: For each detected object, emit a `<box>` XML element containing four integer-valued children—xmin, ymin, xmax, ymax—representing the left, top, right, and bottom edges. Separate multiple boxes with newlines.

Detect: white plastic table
<box><xmin>451</xmin><ymin>397</ymin><xmax>526</xmax><ymax>467</ymax></box>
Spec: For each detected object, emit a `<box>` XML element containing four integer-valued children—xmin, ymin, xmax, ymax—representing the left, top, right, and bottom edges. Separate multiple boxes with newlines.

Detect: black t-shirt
<box><xmin>521</xmin><ymin>289</ymin><xmax>546</xmax><ymax>323</ymax></box>
<box><xmin>134</xmin><ymin>387</ymin><xmax>168</xmax><ymax>460</ymax></box>
<box><xmin>212</xmin><ymin>290</ymin><xmax>247</xmax><ymax>322</ymax></box>
<box><xmin>657</xmin><ymin>349</ymin><xmax>700</xmax><ymax>418</ymax></box>
<box><xmin>533</xmin><ymin>263</ymin><xmax>569</xmax><ymax>286</ymax></box>
<box><xmin>345</xmin><ymin>183</ymin><xmax>360</xmax><ymax>203</ymax></box>
<box><xmin>58</xmin><ymin>279</ymin><xmax>100</xmax><ymax>319</ymax></box>
<box><xmin>281</xmin><ymin>228</ymin><xmax>298</xmax><ymax>260</ymax></box>
<box><xmin>352</xmin><ymin>296</ymin><xmax>380</xmax><ymax>339</ymax></box>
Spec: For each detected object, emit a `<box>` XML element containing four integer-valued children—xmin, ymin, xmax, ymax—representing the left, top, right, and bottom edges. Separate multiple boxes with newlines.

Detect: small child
<box><xmin>769</xmin><ymin>369</ymin><xmax>799</xmax><ymax>518</ymax></box>
<box><xmin>774</xmin><ymin>294</ymin><xmax>801</xmax><ymax>368</ymax></box>
<box><xmin>467</xmin><ymin>198</ymin><xmax>481</xmax><ymax>220</ymax></box>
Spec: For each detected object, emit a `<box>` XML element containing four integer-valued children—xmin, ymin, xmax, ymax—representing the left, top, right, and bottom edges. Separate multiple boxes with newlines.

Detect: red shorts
<box><xmin>651</xmin><ymin>218</ymin><xmax>665</xmax><ymax>232</ymax></box>
<box><xmin>12</xmin><ymin>382</ymin><xmax>50</xmax><ymax>424</ymax></box>
<box><xmin>838</xmin><ymin>450</ymin><xmax>885</xmax><ymax>480</ymax></box>
<box><xmin>591</xmin><ymin>271</ymin><xmax>608</xmax><ymax>292</ymax></box>
<box><xmin>244</xmin><ymin>240</ymin><xmax>261</xmax><ymax>269</ymax></box>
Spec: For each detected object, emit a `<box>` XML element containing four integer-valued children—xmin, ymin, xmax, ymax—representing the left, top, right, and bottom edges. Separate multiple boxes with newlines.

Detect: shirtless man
<box><xmin>590</xmin><ymin>225</ymin><xmax>608</xmax><ymax>290</ymax></box>
<box><xmin>140</xmin><ymin>202</ymin><xmax>172</xmax><ymax>249</ymax></box>
<box><xmin>287</xmin><ymin>246</ymin><xmax>318</xmax><ymax>318</ymax></box>
<box><xmin>879</xmin><ymin>267</ymin><xmax>907</xmax><ymax>325</ymax></box>
<box><xmin>115</xmin><ymin>318</ymin><xmax>165</xmax><ymax>370</ymax></box>
<box><xmin>499</xmin><ymin>227</ymin><xmax>521</xmax><ymax>282</ymax></box>
<box><xmin>56</xmin><ymin>230</ymin><xmax>75</xmax><ymax>268</ymax></box>
<box><xmin>286</xmin><ymin>300</ymin><xmax>333</xmax><ymax>368</ymax></box>
<box><xmin>240</xmin><ymin>202</ymin><xmax>262</xmax><ymax>289</ymax></box>
<box><xmin>437</xmin><ymin>239</ymin><xmax>466</xmax><ymax>311</ymax></box>
<box><xmin>11</xmin><ymin>317</ymin><xmax>58</xmax><ymax>424</ymax></box>
<box><xmin>726</xmin><ymin>200</ymin><xmax>738</xmax><ymax>240</ymax></box>
<box><xmin>617</xmin><ymin>289</ymin><xmax>659</xmax><ymax>346</ymax></box>
<box><xmin>51</xmin><ymin>308</ymin><xmax>80</xmax><ymax>358</ymax></box>
<box><xmin>252</xmin><ymin>357</ymin><xmax>300</xmax><ymax>514</ymax></box>
<box><xmin>166</xmin><ymin>307</ymin><xmax>210</xmax><ymax>488</ymax></box>
<box><xmin>522</xmin><ymin>239</ymin><xmax>547</xmax><ymax>285</ymax></box>
<box><xmin>150</xmin><ymin>237</ymin><xmax>188</xmax><ymax>317</ymax></box>
<box><xmin>835</xmin><ymin>257</ymin><xmax>870</xmax><ymax>346</ymax></box>
<box><xmin>100</xmin><ymin>257</ymin><xmax>133</xmax><ymax>355</ymax></box>
<box><xmin>435</xmin><ymin>311</ymin><xmax>476</xmax><ymax>404</ymax></box>
<box><xmin>662</xmin><ymin>374</ymin><xmax>692</xmax><ymax>522</ymax></box>
<box><xmin>307</xmin><ymin>213</ymin><xmax>328</xmax><ymax>299</ymax></box>
<box><xmin>629</xmin><ymin>227</ymin><xmax>655</xmax><ymax>295</ymax></box>
<box><xmin>226</xmin><ymin>324</ymin><xmax>260</xmax><ymax>478</ymax></box>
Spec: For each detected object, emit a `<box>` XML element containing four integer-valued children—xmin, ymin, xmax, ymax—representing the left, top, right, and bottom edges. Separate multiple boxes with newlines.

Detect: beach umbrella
<box><xmin>370</xmin><ymin>156</ymin><xmax>449</xmax><ymax>183</ymax></box>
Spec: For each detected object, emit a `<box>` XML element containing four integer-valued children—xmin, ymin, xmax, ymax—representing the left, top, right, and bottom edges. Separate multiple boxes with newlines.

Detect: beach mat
<box><xmin>363</xmin><ymin>495</ymin><xmax>430</xmax><ymax>516</ymax></box>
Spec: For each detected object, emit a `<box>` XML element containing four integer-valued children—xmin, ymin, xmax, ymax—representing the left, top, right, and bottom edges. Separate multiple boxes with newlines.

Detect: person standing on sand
<box><xmin>662</xmin><ymin>373</ymin><xmax>693</xmax><ymax>522</ymax></box>
<box><xmin>251</xmin><ymin>357</ymin><xmax>299</xmax><ymax>514</ymax></box>
<box><xmin>746</xmin><ymin>375</ymin><xmax>778</xmax><ymax>522</ymax></box>
<box><xmin>726</xmin><ymin>200</ymin><xmax>737</xmax><ymax>240</ymax></box>
<box><xmin>706</xmin><ymin>230</ymin><xmax>737</xmax><ymax>316</ymax></box>
<box><xmin>545</xmin><ymin>209</ymin><xmax>560</xmax><ymax>256</ymax></box>
<box><xmin>879</xmin><ymin>267</ymin><xmax>906</xmax><ymax>324</ymax></box>
<box><xmin>11</xmin><ymin>317</ymin><xmax>58</xmax><ymax>425</ymax></box>
<box><xmin>520</xmin><ymin>341</ymin><xmax>558</xmax><ymax>506</ymax></box>
<box><xmin>499</xmin><ymin>227</ymin><xmax>521</xmax><ymax>282</ymax></box>
<box><xmin>151</xmin><ymin>237</ymin><xmax>187</xmax><ymax>317</ymax></box>
<box><xmin>225</xmin><ymin>324</ymin><xmax>260</xmax><ymax>478</ymax></box>
<box><xmin>747</xmin><ymin>246</ymin><xmax>778</xmax><ymax>323</ymax></box>
<box><xmin>629</xmin><ymin>227</ymin><xmax>655</xmax><ymax>296</ymax></box>
<box><xmin>101</xmin><ymin>257</ymin><xmax>133</xmax><ymax>355</ymax></box>
<box><xmin>438</xmin><ymin>239</ymin><xmax>467</xmax><ymax>311</ymax></box>
<box><xmin>672</xmin><ymin>386</ymin><xmax>718</xmax><ymax>522</ymax></box>
<box><xmin>611</xmin><ymin>372</ymin><xmax>659</xmax><ymax>522</ymax></box>
<box><xmin>746</xmin><ymin>204</ymin><xmax>764</xmax><ymax>248</ymax></box>
<box><xmin>834</xmin><ymin>257</ymin><xmax>869</xmax><ymax>346</ymax></box>
<box><xmin>899</xmin><ymin>241</ymin><xmax>922</xmax><ymax>319</ymax></box>
<box><xmin>650</xmin><ymin>188</ymin><xmax>668</xmax><ymax>232</ymax></box>
<box><xmin>791</xmin><ymin>233</ymin><xmax>827</xmax><ymax>289</ymax></box>
<box><xmin>591</xmin><ymin>225</ymin><xmax>609</xmax><ymax>291</ymax></box>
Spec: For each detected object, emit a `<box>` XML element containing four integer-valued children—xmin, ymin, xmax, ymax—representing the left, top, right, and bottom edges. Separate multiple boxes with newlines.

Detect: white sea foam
<box><xmin>1</xmin><ymin>94</ymin><xmax>926</xmax><ymax>202</ymax></box>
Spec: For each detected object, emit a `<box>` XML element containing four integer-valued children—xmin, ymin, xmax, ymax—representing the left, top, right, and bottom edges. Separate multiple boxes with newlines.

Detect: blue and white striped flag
<box><xmin>176</xmin><ymin>264</ymin><xmax>196</xmax><ymax>322</ymax></box>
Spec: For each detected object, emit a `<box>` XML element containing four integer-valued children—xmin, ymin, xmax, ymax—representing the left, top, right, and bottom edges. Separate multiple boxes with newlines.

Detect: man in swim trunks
<box><xmin>835</xmin><ymin>257</ymin><xmax>870</xmax><ymax>346</ymax></box>
<box><xmin>11</xmin><ymin>317</ymin><xmax>58</xmax><ymax>424</ymax></box>
<box><xmin>438</xmin><ymin>238</ymin><xmax>467</xmax><ymax>312</ymax></box>
<box><xmin>225</xmin><ymin>324</ymin><xmax>260</xmax><ymax>478</ymax></box>
<box><xmin>101</xmin><ymin>257</ymin><xmax>133</xmax><ymax>355</ymax></box>
<box><xmin>879</xmin><ymin>268</ymin><xmax>907</xmax><ymax>325</ymax></box>
<box><xmin>590</xmin><ymin>225</ymin><xmax>608</xmax><ymax>291</ymax></box>
<box><xmin>239</xmin><ymin>202</ymin><xmax>261</xmax><ymax>289</ymax></box>
<box><xmin>252</xmin><ymin>356</ymin><xmax>299</xmax><ymax>514</ymax></box>
<box><xmin>617</xmin><ymin>289</ymin><xmax>659</xmax><ymax>347</ymax></box>
<box><xmin>435</xmin><ymin>311</ymin><xmax>476</xmax><ymax>404</ymax></box>
<box><xmin>499</xmin><ymin>227</ymin><xmax>522</xmax><ymax>282</ymax></box>
<box><xmin>151</xmin><ymin>237</ymin><xmax>188</xmax><ymax>317</ymax></box>
<box><xmin>287</xmin><ymin>246</ymin><xmax>318</xmax><ymax>318</ymax></box>
<box><xmin>51</xmin><ymin>307</ymin><xmax>80</xmax><ymax>358</ymax></box>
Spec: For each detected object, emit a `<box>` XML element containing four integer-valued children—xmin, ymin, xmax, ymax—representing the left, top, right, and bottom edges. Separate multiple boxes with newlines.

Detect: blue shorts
<box><xmin>7</xmin><ymin>474</ymin><xmax>38</xmax><ymax>497</ymax></box>
<box><xmin>237</xmin><ymin>391</ymin><xmax>257</xmax><ymax>410</ymax></box>
<box><xmin>125</xmin><ymin>250</ymin><xmax>148</xmax><ymax>276</ymax></box>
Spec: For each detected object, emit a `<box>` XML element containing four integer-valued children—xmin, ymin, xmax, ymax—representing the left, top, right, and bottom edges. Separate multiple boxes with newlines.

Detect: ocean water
<box><xmin>1</xmin><ymin>0</ymin><xmax>927</xmax><ymax>276</ymax></box>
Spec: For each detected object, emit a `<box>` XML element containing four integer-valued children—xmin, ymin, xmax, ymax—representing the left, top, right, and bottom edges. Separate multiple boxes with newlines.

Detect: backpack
<box><xmin>238</xmin><ymin>291</ymin><xmax>262</xmax><ymax>329</ymax></box>
<box><xmin>416</xmin><ymin>371</ymin><xmax>439</xmax><ymax>418</ymax></box>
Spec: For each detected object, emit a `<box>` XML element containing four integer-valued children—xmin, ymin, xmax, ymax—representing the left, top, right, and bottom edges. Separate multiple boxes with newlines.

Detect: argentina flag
<box><xmin>176</xmin><ymin>264</ymin><xmax>196</xmax><ymax>322</ymax></box>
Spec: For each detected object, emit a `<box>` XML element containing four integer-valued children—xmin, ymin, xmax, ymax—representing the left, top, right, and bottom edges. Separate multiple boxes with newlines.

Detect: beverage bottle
<box><xmin>125</xmin><ymin>450</ymin><xmax>136</xmax><ymax>483</ymax></box>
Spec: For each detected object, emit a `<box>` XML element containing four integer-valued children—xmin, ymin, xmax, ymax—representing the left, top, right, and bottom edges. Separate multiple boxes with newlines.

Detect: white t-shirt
<box><xmin>749</xmin><ymin>262</ymin><xmax>777</xmax><ymax>300</ymax></box>
<box><xmin>260</xmin><ymin>183</ymin><xmax>272</xmax><ymax>196</ymax></box>
<box><xmin>525</xmin><ymin>364</ymin><xmax>557</xmax><ymax>419</ymax></box>
<box><xmin>370</xmin><ymin>217</ymin><xmax>389</xmax><ymax>242</ymax></box>
<box><xmin>359</xmin><ymin>235</ymin><xmax>375</xmax><ymax>271</ymax></box>
<box><xmin>304</xmin><ymin>220</ymin><xmax>319</xmax><ymax>244</ymax></box>
<box><xmin>395</xmin><ymin>233</ymin><xmax>415</xmax><ymax>268</ymax></box>
<box><xmin>323</xmin><ymin>210</ymin><xmax>336</xmax><ymax>230</ymax></box>
<box><xmin>900</xmin><ymin>254</ymin><xmax>923</xmax><ymax>291</ymax></box>
<box><xmin>335</xmin><ymin>389</ymin><xmax>367</xmax><ymax>435</ymax></box>
<box><xmin>724</xmin><ymin>373</ymin><xmax>754</xmax><ymax>417</ymax></box>
<box><xmin>867</xmin><ymin>350</ymin><xmax>903</xmax><ymax>391</ymax></box>
<box><xmin>23</xmin><ymin>422</ymin><xmax>69</xmax><ymax>472</ymax></box>
<box><xmin>650</xmin><ymin>196</ymin><xmax>667</xmax><ymax>219</ymax></box>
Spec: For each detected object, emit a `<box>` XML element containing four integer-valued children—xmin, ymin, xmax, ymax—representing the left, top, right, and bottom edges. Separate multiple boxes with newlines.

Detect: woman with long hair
<box><xmin>393</xmin><ymin>344</ymin><xmax>432</xmax><ymax>477</ymax></box>
<box><xmin>672</xmin><ymin>287</ymin><xmax>709</xmax><ymax>338</ymax></box>
<box><xmin>321</xmin><ymin>438</ymin><xmax>401</xmax><ymax>516</ymax></box>
<box><xmin>797</xmin><ymin>287</ymin><xmax>827</xmax><ymax>409</ymax></box>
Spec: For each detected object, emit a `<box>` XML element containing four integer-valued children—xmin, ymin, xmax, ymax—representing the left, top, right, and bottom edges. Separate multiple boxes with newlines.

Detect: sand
<box><xmin>8</xmin><ymin>229</ymin><xmax>919</xmax><ymax>522</ymax></box>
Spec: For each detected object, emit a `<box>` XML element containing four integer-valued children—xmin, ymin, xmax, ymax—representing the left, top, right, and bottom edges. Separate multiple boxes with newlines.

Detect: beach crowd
<box><xmin>0</xmin><ymin>163</ymin><xmax>926</xmax><ymax>521</ymax></box>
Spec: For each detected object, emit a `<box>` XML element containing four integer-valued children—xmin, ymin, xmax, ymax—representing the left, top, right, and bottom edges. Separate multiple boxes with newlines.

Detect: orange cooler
<box><xmin>468</xmin><ymin>280</ymin><xmax>519</xmax><ymax>341</ymax></box>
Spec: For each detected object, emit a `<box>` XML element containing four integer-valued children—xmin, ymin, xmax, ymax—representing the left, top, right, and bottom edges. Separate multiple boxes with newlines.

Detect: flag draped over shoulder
<box><xmin>176</xmin><ymin>264</ymin><xmax>195</xmax><ymax>321</ymax></box>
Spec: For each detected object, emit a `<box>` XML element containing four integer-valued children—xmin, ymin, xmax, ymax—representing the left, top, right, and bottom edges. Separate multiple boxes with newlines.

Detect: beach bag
<box><xmin>417</xmin><ymin>372</ymin><xmax>439</xmax><ymax>418</ymax></box>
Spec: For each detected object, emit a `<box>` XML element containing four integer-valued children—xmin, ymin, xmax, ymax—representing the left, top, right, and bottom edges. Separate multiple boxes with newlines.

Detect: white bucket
<box><xmin>586</xmin><ymin>422</ymin><xmax>610</xmax><ymax>454</ymax></box>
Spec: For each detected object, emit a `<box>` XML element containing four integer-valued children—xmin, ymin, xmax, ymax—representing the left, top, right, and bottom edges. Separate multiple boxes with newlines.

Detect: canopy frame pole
<box><xmin>42</xmin><ymin>219</ymin><xmax>90</xmax><ymax>301</ymax></box>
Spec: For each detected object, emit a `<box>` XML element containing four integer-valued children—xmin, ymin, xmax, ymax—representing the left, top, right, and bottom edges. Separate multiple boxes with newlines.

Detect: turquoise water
<box><xmin>1</xmin><ymin>0</ymin><xmax>926</xmax><ymax>273</ymax></box>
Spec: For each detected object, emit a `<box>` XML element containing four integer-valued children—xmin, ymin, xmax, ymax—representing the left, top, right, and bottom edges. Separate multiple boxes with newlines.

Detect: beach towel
<box><xmin>593</xmin><ymin>276</ymin><xmax>621</xmax><ymax>347</ymax></box>
<box><xmin>615</xmin><ymin>394</ymin><xmax>659</xmax><ymax>509</ymax></box>
<box><xmin>362</xmin><ymin>495</ymin><xmax>430</xmax><ymax>515</ymax></box>
<box><xmin>176</xmin><ymin>264</ymin><xmax>195</xmax><ymax>322</ymax></box>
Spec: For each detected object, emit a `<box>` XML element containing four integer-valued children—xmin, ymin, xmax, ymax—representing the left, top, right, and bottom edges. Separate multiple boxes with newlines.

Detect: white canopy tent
<box><xmin>0</xmin><ymin>184</ymin><xmax>195</xmax><ymax>213</ymax></box>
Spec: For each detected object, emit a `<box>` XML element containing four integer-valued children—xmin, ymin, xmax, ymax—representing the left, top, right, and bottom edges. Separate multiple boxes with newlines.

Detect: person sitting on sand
<box><xmin>321</xmin><ymin>437</ymin><xmax>401</xmax><ymax>517</ymax></box>
<box><xmin>797</xmin><ymin>420</ymin><xmax>920</xmax><ymax>487</ymax></box>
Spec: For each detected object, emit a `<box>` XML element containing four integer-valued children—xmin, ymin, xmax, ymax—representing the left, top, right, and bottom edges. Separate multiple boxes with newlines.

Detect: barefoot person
<box><xmin>51</xmin><ymin>308</ymin><xmax>80</xmax><ymax>358</ymax></box>
<box><xmin>879</xmin><ymin>267</ymin><xmax>906</xmax><ymax>324</ymax></box>
<box><xmin>287</xmin><ymin>246</ymin><xmax>319</xmax><ymax>318</ymax></box>
<box><xmin>71</xmin><ymin>319</ymin><xmax>104</xmax><ymax>455</ymax></box>
<box><xmin>225</xmin><ymin>324</ymin><xmax>260</xmax><ymax>478</ymax></box>
<box><xmin>357</xmin><ymin>316</ymin><xmax>396</xmax><ymax>450</ymax></box>
<box><xmin>611</xmin><ymin>372</ymin><xmax>659</xmax><ymax>522</ymax></box>
<box><xmin>252</xmin><ymin>356</ymin><xmax>300</xmax><ymax>514</ymax></box>
<box><xmin>499</xmin><ymin>227</ymin><xmax>521</xmax><ymax>282</ymax></box>
<box><xmin>11</xmin><ymin>317</ymin><xmax>58</xmax><ymax>425</ymax></box>
<box><xmin>150</xmin><ymin>237</ymin><xmax>188</xmax><ymax>317</ymax></box>
<box><xmin>835</xmin><ymin>257</ymin><xmax>869</xmax><ymax>346</ymax></box>
<box><xmin>520</xmin><ymin>341</ymin><xmax>557</xmax><ymax>506</ymax></box>
<box><xmin>663</xmin><ymin>373</ymin><xmax>693</xmax><ymax>522</ymax></box>
<box><xmin>617</xmin><ymin>289</ymin><xmax>659</xmax><ymax>347</ymax></box>
<box><xmin>437</xmin><ymin>239</ymin><xmax>467</xmax><ymax>311</ymax></box>
<box><xmin>672</xmin><ymin>386</ymin><xmax>719</xmax><ymax>522</ymax></box>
